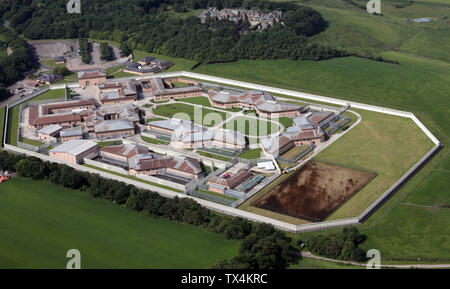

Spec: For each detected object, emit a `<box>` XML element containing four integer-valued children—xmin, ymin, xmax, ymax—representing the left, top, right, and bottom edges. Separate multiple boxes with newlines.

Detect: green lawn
<box><xmin>238</xmin><ymin>149</ymin><xmax>263</xmax><ymax>160</ymax></box>
<box><xmin>197</xmin><ymin>151</ymin><xmax>232</xmax><ymax>162</ymax></box>
<box><xmin>96</xmin><ymin>140</ymin><xmax>122</xmax><ymax>148</ymax></box>
<box><xmin>289</xmin><ymin>257</ymin><xmax>361</xmax><ymax>269</ymax></box>
<box><xmin>145</xmin><ymin>117</ymin><xmax>165</xmax><ymax>123</ymax></box>
<box><xmin>198</xmin><ymin>190</ymin><xmax>237</xmax><ymax>202</ymax></box>
<box><xmin>141</xmin><ymin>136</ymin><xmax>169</xmax><ymax>145</ymax></box>
<box><xmin>223</xmin><ymin>116</ymin><xmax>281</xmax><ymax>137</ymax></box>
<box><xmin>153</xmin><ymin>103</ymin><xmax>230</xmax><ymax>127</ymax></box>
<box><xmin>6</xmin><ymin>105</ymin><xmax>19</xmax><ymax>145</ymax></box>
<box><xmin>0</xmin><ymin>106</ymin><xmax>5</xmax><ymax>144</ymax></box>
<box><xmin>19</xmin><ymin>137</ymin><xmax>44</xmax><ymax>146</ymax></box>
<box><xmin>0</xmin><ymin>177</ymin><xmax>239</xmax><ymax>268</ymax></box>
<box><xmin>176</xmin><ymin>96</ymin><xmax>212</xmax><ymax>107</ymax></box>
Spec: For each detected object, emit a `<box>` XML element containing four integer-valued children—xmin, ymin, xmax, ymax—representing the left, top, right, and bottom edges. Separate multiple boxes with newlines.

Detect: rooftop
<box><xmin>50</xmin><ymin>139</ymin><xmax>98</xmax><ymax>156</ymax></box>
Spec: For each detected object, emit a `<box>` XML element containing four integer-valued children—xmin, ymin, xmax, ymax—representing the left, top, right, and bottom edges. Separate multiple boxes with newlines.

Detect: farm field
<box><xmin>152</xmin><ymin>103</ymin><xmax>230</xmax><ymax>127</ymax></box>
<box><xmin>0</xmin><ymin>177</ymin><xmax>239</xmax><ymax>269</ymax></box>
<box><xmin>254</xmin><ymin>162</ymin><xmax>376</xmax><ymax>222</ymax></box>
<box><xmin>314</xmin><ymin>109</ymin><xmax>434</xmax><ymax>220</ymax></box>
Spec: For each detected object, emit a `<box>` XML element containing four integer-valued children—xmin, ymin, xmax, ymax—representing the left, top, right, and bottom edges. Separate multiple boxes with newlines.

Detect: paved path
<box><xmin>301</xmin><ymin>251</ymin><xmax>450</xmax><ymax>269</ymax></box>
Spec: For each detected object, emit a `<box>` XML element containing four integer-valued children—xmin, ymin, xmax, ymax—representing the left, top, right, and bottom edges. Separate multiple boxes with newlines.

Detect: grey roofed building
<box><xmin>50</xmin><ymin>139</ymin><xmax>98</xmax><ymax>156</ymax></box>
<box><xmin>209</xmin><ymin>89</ymin><xmax>301</xmax><ymax>113</ymax></box>
<box><xmin>293</xmin><ymin>116</ymin><xmax>314</xmax><ymax>130</ymax></box>
<box><xmin>60</xmin><ymin>127</ymin><xmax>83</xmax><ymax>138</ymax></box>
<box><xmin>38</xmin><ymin>124</ymin><xmax>62</xmax><ymax>135</ymax></box>
<box><xmin>94</xmin><ymin>119</ymin><xmax>134</xmax><ymax>133</ymax></box>
<box><xmin>36</xmin><ymin>73</ymin><xmax>63</xmax><ymax>84</ymax></box>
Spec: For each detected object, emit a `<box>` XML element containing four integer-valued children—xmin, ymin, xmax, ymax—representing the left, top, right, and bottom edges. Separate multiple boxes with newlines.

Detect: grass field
<box><xmin>0</xmin><ymin>177</ymin><xmax>238</xmax><ymax>268</ymax></box>
<box><xmin>141</xmin><ymin>136</ymin><xmax>169</xmax><ymax>145</ymax></box>
<box><xmin>176</xmin><ymin>96</ymin><xmax>212</xmax><ymax>107</ymax></box>
<box><xmin>237</xmin><ymin>149</ymin><xmax>263</xmax><ymax>160</ymax></box>
<box><xmin>314</xmin><ymin>110</ymin><xmax>433</xmax><ymax>219</ymax></box>
<box><xmin>197</xmin><ymin>151</ymin><xmax>232</xmax><ymax>162</ymax></box>
<box><xmin>0</xmin><ymin>106</ymin><xmax>6</xmax><ymax>144</ymax></box>
<box><xmin>223</xmin><ymin>116</ymin><xmax>281</xmax><ymax>137</ymax></box>
<box><xmin>153</xmin><ymin>103</ymin><xmax>230</xmax><ymax>127</ymax></box>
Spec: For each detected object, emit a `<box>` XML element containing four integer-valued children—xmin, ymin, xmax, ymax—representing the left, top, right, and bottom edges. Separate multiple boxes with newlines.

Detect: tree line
<box><xmin>0</xmin><ymin>26</ymin><xmax>35</xmax><ymax>101</ymax></box>
<box><xmin>0</xmin><ymin>0</ymin><xmax>345</xmax><ymax>64</ymax></box>
<box><xmin>0</xmin><ymin>150</ymin><xmax>296</xmax><ymax>269</ymax></box>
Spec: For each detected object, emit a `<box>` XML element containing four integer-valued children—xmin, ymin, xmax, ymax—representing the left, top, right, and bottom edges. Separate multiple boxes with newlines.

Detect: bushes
<box><xmin>0</xmin><ymin>0</ymin><xmax>344</xmax><ymax>63</ymax></box>
<box><xmin>100</xmin><ymin>42</ymin><xmax>113</xmax><ymax>61</ymax></box>
<box><xmin>79</xmin><ymin>38</ymin><xmax>90</xmax><ymax>64</ymax></box>
<box><xmin>307</xmin><ymin>227</ymin><xmax>368</xmax><ymax>262</ymax></box>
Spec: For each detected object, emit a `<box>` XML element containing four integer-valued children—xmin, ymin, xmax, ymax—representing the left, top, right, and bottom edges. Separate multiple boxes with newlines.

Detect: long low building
<box><xmin>147</xmin><ymin>118</ymin><xmax>246</xmax><ymax>150</ymax></box>
<box><xmin>261</xmin><ymin>114</ymin><xmax>326</xmax><ymax>156</ymax></box>
<box><xmin>143</xmin><ymin>77</ymin><xmax>204</xmax><ymax>101</ymax></box>
<box><xmin>98</xmin><ymin>80</ymin><xmax>138</xmax><ymax>105</ymax></box>
<box><xmin>94</xmin><ymin>119</ymin><xmax>135</xmax><ymax>140</ymax></box>
<box><xmin>208</xmin><ymin>89</ymin><xmax>302</xmax><ymax>117</ymax></box>
<box><xmin>49</xmin><ymin>139</ymin><xmax>98</xmax><ymax>164</ymax></box>
<box><xmin>28</xmin><ymin>99</ymin><xmax>96</xmax><ymax>129</ymax></box>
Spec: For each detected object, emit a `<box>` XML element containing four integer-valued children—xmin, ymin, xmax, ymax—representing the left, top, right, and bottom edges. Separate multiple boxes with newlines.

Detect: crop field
<box><xmin>0</xmin><ymin>177</ymin><xmax>239</xmax><ymax>269</ymax></box>
<box><xmin>254</xmin><ymin>162</ymin><xmax>376</xmax><ymax>222</ymax></box>
<box><xmin>152</xmin><ymin>103</ymin><xmax>230</xmax><ymax>127</ymax></box>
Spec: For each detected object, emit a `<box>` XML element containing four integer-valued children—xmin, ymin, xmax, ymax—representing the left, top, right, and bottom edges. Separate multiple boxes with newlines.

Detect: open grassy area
<box><xmin>223</xmin><ymin>116</ymin><xmax>281</xmax><ymax>137</ymax></box>
<box><xmin>197</xmin><ymin>151</ymin><xmax>232</xmax><ymax>162</ymax></box>
<box><xmin>198</xmin><ymin>190</ymin><xmax>237</xmax><ymax>202</ymax></box>
<box><xmin>6</xmin><ymin>105</ymin><xmax>19</xmax><ymax>145</ymax></box>
<box><xmin>176</xmin><ymin>96</ymin><xmax>212</xmax><ymax>107</ymax></box>
<box><xmin>238</xmin><ymin>148</ymin><xmax>263</xmax><ymax>160</ymax></box>
<box><xmin>0</xmin><ymin>177</ymin><xmax>239</xmax><ymax>268</ymax></box>
<box><xmin>83</xmin><ymin>164</ymin><xmax>183</xmax><ymax>193</ymax></box>
<box><xmin>0</xmin><ymin>106</ymin><xmax>6</xmax><ymax>144</ymax></box>
<box><xmin>289</xmin><ymin>256</ymin><xmax>361</xmax><ymax>269</ymax></box>
<box><xmin>96</xmin><ymin>140</ymin><xmax>122</xmax><ymax>148</ymax></box>
<box><xmin>153</xmin><ymin>103</ymin><xmax>230</xmax><ymax>127</ymax></box>
<box><xmin>19</xmin><ymin>137</ymin><xmax>44</xmax><ymax>146</ymax></box>
<box><xmin>314</xmin><ymin>110</ymin><xmax>433</xmax><ymax>220</ymax></box>
<box><xmin>141</xmin><ymin>136</ymin><xmax>169</xmax><ymax>145</ymax></box>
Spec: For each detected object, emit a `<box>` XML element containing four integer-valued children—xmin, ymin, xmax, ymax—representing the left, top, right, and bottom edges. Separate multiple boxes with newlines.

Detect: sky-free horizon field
<box><xmin>0</xmin><ymin>177</ymin><xmax>239</xmax><ymax>269</ymax></box>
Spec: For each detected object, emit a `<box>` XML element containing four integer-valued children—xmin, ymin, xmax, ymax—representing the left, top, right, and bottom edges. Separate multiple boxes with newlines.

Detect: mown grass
<box><xmin>176</xmin><ymin>96</ymin><xmax>212</xmax><ymax>107</ymax></box>
<box><xmin>141</xmin><ymin>136</ymin><xmax>169</xmax><ymax>145</ymax></box>
<box><xmin>197</xmin><ymin>151</ymin><xmax>232</xmax><ymax>162</ymax></box>
<box><xmin>153</xmin><ymin>103</ymin><xmax>230</xmax><ymax>127</ymax></box>
<box><xmin>0</xmin><ymin>177</ymin><xmax>239</xmax><ymax>268</ymax></box>
<box><xmin>237</xmin><ymin>149</ymin><xmax>263</xmax><ymax>160</ymax></box>
<box><xmin>0</xmin><ymin>106</ymin><xmax>6</xmax><ymax>144</ymax></box>
<box><xmin>223</xmin><ymin>116</ymin><xmax>281</xmax><ymax>137</ymax></box>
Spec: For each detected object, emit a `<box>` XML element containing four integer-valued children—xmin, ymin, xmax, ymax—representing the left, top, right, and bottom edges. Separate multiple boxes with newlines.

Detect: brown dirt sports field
<box><xmin>254</xmin><ymin>162</ymin><xmax>376</xmax><ymax>221</ymax></box>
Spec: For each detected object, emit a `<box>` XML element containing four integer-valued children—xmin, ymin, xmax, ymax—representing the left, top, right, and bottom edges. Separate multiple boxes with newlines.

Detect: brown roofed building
<box><xmin>208</xmin><ymin>171</ymin><xmax>252</xmax><ymax>193</ymax></box>
<box><xmin>98</xmin><ymin>80</ymin><xmax>138</xmax><ymax>105</ymax></box>
<box><xmin>78</xmin><ymin>69</ymin><xmax>107</xmax><ymax>87</ymax></box>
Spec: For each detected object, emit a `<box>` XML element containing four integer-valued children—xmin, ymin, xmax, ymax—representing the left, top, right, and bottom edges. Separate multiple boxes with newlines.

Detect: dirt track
<box><xmin>254</xmin><ymin>162</ymin><xmax>375</xmax><ymax>221</ymax></box>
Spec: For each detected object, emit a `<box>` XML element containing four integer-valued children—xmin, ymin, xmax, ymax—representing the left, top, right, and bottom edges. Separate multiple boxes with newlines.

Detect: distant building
<box><xmin>49</xmin><ymin>139</ymin><xmax>98</xmax><ymax>164</ymax></box>
<box><xmin>28</xmin><ymin>99</ymin><xmax>96</xmax><ymax>129</ymax></box>
<box><xmin>261</xmin><ymin>115</ymin><xmax>325</xmax><ymax>156</ymax></box>
<box><xmin>208</xmin><ymin>89</ymin><xmax>302</xmax><ymax>117</ymax></box>
<box><xmin>200</xmin><ymin>7</ymin><xmax>282</xmax><ymax>30</ymax></box>
<box><xmin>98</xmin><ymin>80</ymin><xmax>138</xmax><ymax>105</ymax></box>
<box><xmin>94</xmin><ymin>119</ymin><xmax>135</xmax><ymax>140</ymax></box>
<box><xmin>100</xmin><ymin>144</ymin><xmax>150</xmax><ymax>167</ymax></box>
<box><xmin>36</xmin><ymin>73</ymin><xmax>62</xmax><ymax>85</ymax></box>
<box><xmin>60</xmin><ymin>127</ymin><xmax>83</xmax><ymax>143</ymax></box>
<box><xmin>77</xmin><ymin>69</ymin><xmax>107</xmax><ymax>87</ymax></box>
<box><xmin>144</xmin><ymin>77</ymin><xmax>203</xmax><ymax>101</ymax></box>
<box><xmin>54</xmin><ymin>56</ymin><xmax>66</xmax><ymax>64</ymax></box>
<box><xmin>208</xmin><ymin>171</ymin><xmax>252</xmax><ymax>193</ymax></box>
<box><xmin>128</xmin><ymin>154</ymin><xmax>202</xmax><ymax>180</ymax></box>
<box><xmin>38</xmin><ymin>124</ymin><xmax>62</xmax><ymax>142</ymax></box>
<box><xmin>123</xmin><ymin>58</ymin><xmax>174</xmax><ymax>75</ymax></box>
